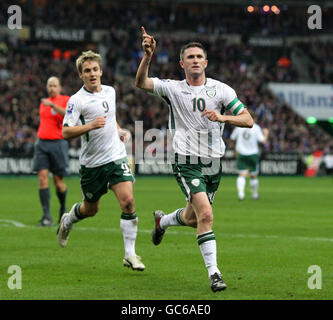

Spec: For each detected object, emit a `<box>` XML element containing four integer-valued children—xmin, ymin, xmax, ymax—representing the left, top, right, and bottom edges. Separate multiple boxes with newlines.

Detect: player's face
<box><xmin>79</xmin><ymin>60</ymin><xmax>103</xmax><ymax>92</ymax></box>
<box><xmin>179</xmin><ymin>47</ymin><xmax>207</xmax><ymax>78</ymax></box>
<box><xmin>46</xmin><ymin>78</ymin><xmax>61</xmax><ymax>98</ymax></box>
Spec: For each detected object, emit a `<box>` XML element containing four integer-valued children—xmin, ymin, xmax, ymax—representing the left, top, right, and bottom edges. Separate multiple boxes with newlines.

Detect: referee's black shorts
<box><xmin>33</xmin><ymin>139</ymin><xmax>69</xmax><ymax>176</ymax></box>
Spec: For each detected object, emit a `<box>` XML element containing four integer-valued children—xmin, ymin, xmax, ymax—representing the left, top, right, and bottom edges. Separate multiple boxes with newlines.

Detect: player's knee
<box><xmin>54</xmin><ymin>181</ymin><xmax>66</xmax><ymax>192</ymax></box>
<box><xmin>84</xmin><ymin>205</ymin><xmax>99</xmax><ymax>217</ymax></box>
<box><xmin>198</xmin><ymin>209</ymin><xmax>213</xmax><ymax>226</ymax></box>
<box><xmin>120</xmin><ymin>196</ymin><xmax>135</xmax><ymax>213</ymax></box>
<box><xmin>186</xmin><ymin>217</ymin><xmax>197</xmax><ymax>228</ymax></box>
<box><xmin>38</xmin><ymin>174</ymin><xmax>48</xmax><ymax>188</ymax></box>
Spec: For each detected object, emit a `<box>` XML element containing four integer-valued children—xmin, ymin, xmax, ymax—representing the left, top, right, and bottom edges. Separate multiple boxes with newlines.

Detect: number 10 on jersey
<box><xmin>192</xmin><ymin>98</ymin><xmax>206</xmax><ymax>112</ymax></box>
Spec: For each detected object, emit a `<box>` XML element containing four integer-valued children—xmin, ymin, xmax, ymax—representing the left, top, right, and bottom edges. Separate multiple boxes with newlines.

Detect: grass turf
<box><xmin>0</xmin><ymin>175</ymin><xmax>332</xmax><ymax>300</ymax></box>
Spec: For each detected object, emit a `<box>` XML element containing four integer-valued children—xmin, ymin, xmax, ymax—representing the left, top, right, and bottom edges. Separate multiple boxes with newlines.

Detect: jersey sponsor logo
<box><xmin>191</xmin><ymin>178</ymin><xmax>200</xmax><ymax>187</ymax></box>
<box><xmin>181</xmin><ymin>91</ymin><xmax>191</xmax><ymax>95</ymax></box>
<box><xmin>67</xmin><ymin>103</ymin><xmax>74</xmax><ymax>114</ymax></box>
<box><xmin>161</xmin><ymin>79</ymin><xmax>170</xmax><ymax>82</ymax></box>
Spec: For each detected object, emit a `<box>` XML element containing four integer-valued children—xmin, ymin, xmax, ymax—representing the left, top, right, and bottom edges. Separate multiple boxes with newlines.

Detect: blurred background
<box><xmin>0</xmin><ymin>0</ymin><xmax>332</xmax><ymax>176</ymax></box>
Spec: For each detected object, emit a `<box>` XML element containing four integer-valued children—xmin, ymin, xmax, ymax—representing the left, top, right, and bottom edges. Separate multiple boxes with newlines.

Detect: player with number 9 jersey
<box><xmin>58</xmin><ymin>50</ymin><xmax>145</xmax><ymax>273</ymax></box>
<box><xmin>63</xmin><ymin>84</ymin><xmax>126</xmax><ymax>167</ymax></box>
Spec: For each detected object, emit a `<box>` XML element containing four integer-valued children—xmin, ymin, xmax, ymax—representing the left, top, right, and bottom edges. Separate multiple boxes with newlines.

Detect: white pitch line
<box><xmin>1</xmin><ymin>219</ymin><xmax>333</xmax><ymax>243</ymax></box>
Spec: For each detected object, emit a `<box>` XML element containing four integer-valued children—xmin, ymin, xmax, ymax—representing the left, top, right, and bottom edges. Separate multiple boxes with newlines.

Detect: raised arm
<box><xmin>135</xmin><ymin>26</ymin><xmax>156</xmax><ymax>92</ymax></box>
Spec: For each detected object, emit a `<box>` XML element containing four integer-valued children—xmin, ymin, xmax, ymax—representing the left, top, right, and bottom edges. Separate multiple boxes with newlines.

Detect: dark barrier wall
<box><xmin>2</xmin><ymin>152</ymin><xmax>327</xmax><ymax>176</ymax></box>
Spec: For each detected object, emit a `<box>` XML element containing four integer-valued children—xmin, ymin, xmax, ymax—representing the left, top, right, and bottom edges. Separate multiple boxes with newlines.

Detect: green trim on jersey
<box><xmin>79</xmin><ymin>115</ymin><xmax>89</xmax><ymax>142</ymax></box>
<box><xmin>83</xmin><ymin>86</ymin><xmax>94</xmax><ymax>94</ymax></box>
<box><xmin>186</xmin><ymin>78</ymin><xmax>207</xmax><ymax>86</ymax></box>
<box><xmin>162</xmin><ymin>95</ymin><xmax>176</xmax><ymax>133</ymax></box>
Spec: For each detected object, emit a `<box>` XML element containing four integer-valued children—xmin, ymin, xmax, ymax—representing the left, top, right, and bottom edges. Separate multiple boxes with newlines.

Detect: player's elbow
<box><xmin>135</xmin><ymin>78</ymin><xmax>145</xmax><ymax>89</ymax></box>
<box><xmin>246</xmin><ymin>116</ymin><xmax>254</xmax><ymax>128</ymax></box>
<box><xmin>62</xmin><ymin>127</ymin><xmax>70</xmax><ymax>140</ymax></box>
<box><xmin>135</xmin><ymin>78</ymin><xmax>153</xmax><ymax>92</ymax></box>
<box><xmin>135</xmin><ymin>77</ymin><xmax>140</xmax><ymax>88</ymax></box>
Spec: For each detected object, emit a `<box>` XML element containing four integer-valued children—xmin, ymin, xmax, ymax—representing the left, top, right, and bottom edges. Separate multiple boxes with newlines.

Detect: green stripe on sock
<box><xmin>74</xmin><ymin>202</ymin><xmax>84</xmax><ymax>219</ymax></box>
<box><xmin>121</xmin><ymin>212</ymin><xmax>137</xmax><ymax>220</ymax></box>
<box><xmin>197</xmin><ymin>231</ymin><xmax>216</xmax><ymax>245</ymax></box>
<box><xmin>176</xmin><ymin>209</ymin><xmax>185</xmax><ymax>226</ymax></box>
<box><xmin>197</xmin><ymin>231</ymin><xmax>214</xmax><ymax>240</ymax></box>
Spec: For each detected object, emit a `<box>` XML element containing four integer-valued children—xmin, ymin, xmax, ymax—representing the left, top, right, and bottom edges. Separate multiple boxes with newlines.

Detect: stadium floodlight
<box><xmin>271</xmin><ymin>5</ymin><xmax>280</xmax><ymax>14</ymax></box>
<box><xmin>263</xmin><ymin>5</ymin><xmax>270</xmax><ymax>12</ymax></box>
<box><xmin>247</xmin><ymin>6</ymin><xmax>254</xmax><ymax>13</ymax></box>
<box><xmin>306</xmin><ymin>117</ymin><xmax>317</xmax><ymax>124</ymax></box>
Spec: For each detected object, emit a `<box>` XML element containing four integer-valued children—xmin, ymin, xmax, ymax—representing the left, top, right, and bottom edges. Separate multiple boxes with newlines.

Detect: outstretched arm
<box><xmin>135</xmin><ymin>26</ymin><xmax>156</xmax><ymax>92</ymax></box>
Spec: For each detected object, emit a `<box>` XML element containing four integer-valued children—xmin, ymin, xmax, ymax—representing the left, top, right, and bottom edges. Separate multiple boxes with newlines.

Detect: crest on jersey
<box><xmin>206</xmin><ymin>85</ymin><xmax>216</xmax><ymax>98</ymax></box>
<box><xmin>206</xmin><ymin>88</ymin><xmax>216</xmax><ymax>98</ymax></box>
<box><xmin>67</xmin><ymin>103</ymin><xmax>74</xmax><ymax>114</ymax></box>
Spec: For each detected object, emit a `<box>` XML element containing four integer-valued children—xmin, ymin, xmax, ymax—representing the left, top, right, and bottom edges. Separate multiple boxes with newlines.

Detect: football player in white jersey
<box><xmin>57</xmin><ymin>51</ymin><xmax>145</xmax><ymax>272</ymax></box>
<box><xmin>230</xmin><ymin>112</ymin><xmax>269</xmax><ymax>200</ymax></box>
<box><xmin>136</xmin><ymin>27</ymin><xmax>253</xmax><ymax>291</ymax></box>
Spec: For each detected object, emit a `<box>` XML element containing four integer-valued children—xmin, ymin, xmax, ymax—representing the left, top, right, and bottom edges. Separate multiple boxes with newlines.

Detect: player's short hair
<box><xmin>180</xmin><ymin>42</ymin><xmax>207</xmax><ymax>61</ymax></box>
<box><xmin>76</xmin><ymin>50</ymin><xmax>102</xmax><ymax>74</ymax></box>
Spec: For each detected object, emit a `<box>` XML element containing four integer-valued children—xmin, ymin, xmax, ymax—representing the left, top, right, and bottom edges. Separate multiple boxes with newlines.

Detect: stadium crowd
<box><xmin>0</xmin><ymin>1</ymin><xmax>332</xmax><ymax>159</ymax></box>
<box><xmin>1</xmin><ymin>0</ymin><xmax>332</xmax><ymax>36</ymax></box>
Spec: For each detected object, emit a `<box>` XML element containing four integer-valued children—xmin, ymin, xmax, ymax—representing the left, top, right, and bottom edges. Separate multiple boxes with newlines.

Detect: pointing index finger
<box><xmin>201</xmin><ymin>110</ymin><xmax>208</xmax><ymax>117</ymax></box>
<box><xmin>141</xmin><ymin>26</ymin><xmax>147</xmax><ymax>35</ymax></box>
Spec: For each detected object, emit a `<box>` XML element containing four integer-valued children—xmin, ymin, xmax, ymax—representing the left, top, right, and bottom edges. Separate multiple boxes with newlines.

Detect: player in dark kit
<box><xmin>33</xmin><ymin>77</ymin><xmax>70</xmax><ymax>226</ymax></box>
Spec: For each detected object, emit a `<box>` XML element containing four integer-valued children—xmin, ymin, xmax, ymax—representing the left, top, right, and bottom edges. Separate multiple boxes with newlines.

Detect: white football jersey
<box><xmin>230</xmin><ymin>123</ymin><xmax>265</xmax><ymax>155</ymax></box>
<box><xmin>152</xmin><ymin>77</ymin><xmax>245</xmax><ymax>158</ymax></box>
<box><xmin>63</xmin><ymin>85</ymin><xmax>126</xmax><ymax>167</ymax></box>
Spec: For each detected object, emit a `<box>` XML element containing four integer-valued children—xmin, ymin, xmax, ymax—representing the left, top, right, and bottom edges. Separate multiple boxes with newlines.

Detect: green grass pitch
<box><xmin>0</xmin><ymin>175</ymin><xmax>332</xmax><ymax>300</ymax></box>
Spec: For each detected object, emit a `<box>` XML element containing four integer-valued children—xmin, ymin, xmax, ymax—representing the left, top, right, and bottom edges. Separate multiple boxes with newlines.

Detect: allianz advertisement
<box><xmin>268</xmin><ymin>83</ymin><xmax>333</xmax><ymax>120</ymax></box>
